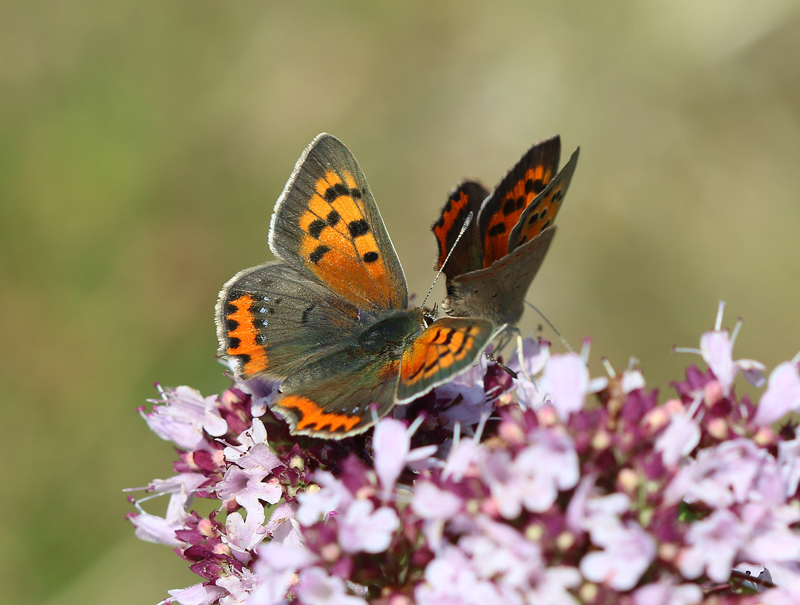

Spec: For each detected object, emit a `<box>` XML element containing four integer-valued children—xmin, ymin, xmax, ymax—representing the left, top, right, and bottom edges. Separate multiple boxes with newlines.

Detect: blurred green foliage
<box><xmin>1</xmin><ymin>1</ymin><xmax>799</xmax><ymax>603</ymax></box>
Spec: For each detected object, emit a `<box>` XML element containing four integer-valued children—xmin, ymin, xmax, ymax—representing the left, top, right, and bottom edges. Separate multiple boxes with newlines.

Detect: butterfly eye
<box><xmin>423</xmin><ymin>312</ymin><xmax>436</xmax><ymax>328</ymax></box>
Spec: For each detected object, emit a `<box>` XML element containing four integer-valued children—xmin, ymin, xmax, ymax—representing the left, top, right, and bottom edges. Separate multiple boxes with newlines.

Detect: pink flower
<box><xmin>678</xmin><ymin>508</ymin><xmax>747</xmax><ymax>582</ymax></box>
<box><xmin>483</xmin><ymin>430</ymin><xmax>579</xmax><ymax>518</ymax></box>
<box><xmin>508</xmin><ymin>337</ymin><xmax>550</xmax><ymax>409</ymax></box>
<box><xmin>129</xmin><ymin>485</ymin><xmax>194</xmax><ymax>547</ymax></box>
<box><xmin>760</xmin><ymin>572</ymin><xmax>800</xmax><ymax>605</ymax></box>
<box><xmin>655</xmin><ymin>401</ymin><xmax>701</xmax><ymax>467</ymax></box>
<box><xmin>740</xmin><ymin>502</ymin><xmax>800</xmax><ymax>565</ymax></box>
<box><xmin>539</xmin><ymin>352</ymin><xmax>606</xmax><ymax>420</ymax></box>
<box><xmin>296</xmin><ymin>471</ymin><xmax>352</xmax><ymax>526</ymax></box>
<box><xmin>223</xmin><ymin>512</ymin><xmax>268</xmax><ymax>564</ymax></box>
<box><xmin>216</xmin><ymin>446</ymin><xmax>283</xmax><ymax>525</ymax></box>
<box><xmin>632</xmin><ymin>579</ymin><xmax>702</xmax><ymax>605</ymax></box>
<box><xmin>295</xmin><ymin>567</ymin><xmax>368</xmax><ymax>605</ymax></box>
<box><xmin>415</xmin><ymin>545</ymin><xmax>507</xmax><ymax>605</ymax></box>
<box><xmin>248</xmin><ymin>543</ymin><xmax>317</xmax><ymax>605</ymax></box>
<box><xmin>216</xmin><ymin>568</ymin><xmax>260</xmax><ymax>605</ymax></box>
<box><xmin>778</xmin><ymin>437</ymin><xmax>800</xmax><ymax>499</ymax></box>
<box><xmin>167</xmin><ymin>582</ymin><xmax>227</xmax><ymax>605</ymax></box>
<box><xmin>338</xmin><ymin>499</ymin><xmax>399</xmax><ymax>554</ymax></box>
<box><xmin>442</xmin><ymin>436</ymin><xmax>484</xmax><ymax>482</ymax></box>
<box><xmin>665</xmin><ymin>438</ymin><xmax>778</xmax><ymax>508</ymax></box>
<box><xmin>412</xmin><ymin>481</ymin><xmax>463</xmax><ymax>520</ymax></box>
<box><xmin>524</xmin><ymin>567</ymin><xmax>581</xmax><ymax>605</ymax></box>
<box><xmin>676</xmin><ymin>302</ymin><xmax>765</xmax><ymax>396</ymax></box>
<box><xmin>754</xmin><ymin>360</ymin><xmax>800</xmax><ymax>426</ymax></box>
<box><xmin>460</xmin><ymin>517</ymin><xmax>542</xmax><ymax>590</ymax></box>
<box><xmin>434</xmin><ymin>353</ymin><xmax>495</xmax><ymax>428</ymax></box>
<box><xmin>580</xmin><ymin>519</ymin><xmax>655</xmax><ymax>590</ymax></box>
<box><xmin>264</xmin><ymin>501</ymin><xmax>301</xmax><ymax>545</ymax></box>
<box><xmin>373</xmin><ymin>418</ymin><xmax>436</xmax><ymax>500</ymax></box>
<box><xmin>143</xmin><ymin>472</ymin><xmax>209</xmax><ymax>497</ymax></box>
<box><xmin>142</xmin><ymin>386</ymin><xmax>227</xmax><ymax>451</ymax></box>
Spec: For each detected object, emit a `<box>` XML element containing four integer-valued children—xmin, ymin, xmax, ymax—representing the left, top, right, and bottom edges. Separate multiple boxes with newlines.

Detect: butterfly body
<box><xmin>443</xmin><ymin>227</ymin><xmax>557</xmax><ymax>326</ymax></box>
<box><xmin>433</xmin><ymin>136</ymin><xmax>579</xmax><ymax>327</ymax></box>
<box><xmin>217</xmin><ymin>134</ymin><xmax>499</xmax><ymax>439</ymax></box>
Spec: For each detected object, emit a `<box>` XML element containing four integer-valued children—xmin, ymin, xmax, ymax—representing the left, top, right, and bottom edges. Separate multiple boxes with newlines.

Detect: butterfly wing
<box><xmin>396</xmin><ymin>317</ymin><xmax>498</xmax><ymax>402</ymax></box>
<box><xmin>268</xmin><ymin>133</ymin><xmax>407</xmax><ymax>315</ymax></box>
<box><xmin>441</xmin><ymin>227</ymin><xmax>556</xmax><ymax>326</ymax></box>
<box><xmin>431</xmin><ymin>181</ymin><xmax>488</xmax><ymax>277</ymax></box>
<box><xmin>477</xmin><ymin>136</ymin><xmax>561</xmax><ymax>266</ymax></box>
<box><xmin>271</xmin><ymin>356</ymin><xmax>401</xmax><ymax>439</ymax></box>
<box><xmin>508</xmin><ymin>147</ymin><xmax>579</xmax><ymax>250</ymax></box>
<box><xmin>216</xmin><ymin>262</ymin><xmax>364</xmax><ymax>380</ymax></box>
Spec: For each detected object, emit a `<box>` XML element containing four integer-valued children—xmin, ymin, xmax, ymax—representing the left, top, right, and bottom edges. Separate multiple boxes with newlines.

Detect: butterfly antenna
<box><xmin>421</xmin><ymin>212</ymin><xmax>473</xmax><ymax>309</ymax></box>
<box><xmin>524</xmin><ymin>300</ymin><xmax>575</xmax><ymax>353</ymax></box>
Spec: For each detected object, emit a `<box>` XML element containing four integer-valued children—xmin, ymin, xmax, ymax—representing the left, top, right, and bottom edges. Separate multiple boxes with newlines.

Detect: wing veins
<box><xmin>308</xmin><ymin>147</ymin><xmax>396</xmax><ymax>308</ymax></box>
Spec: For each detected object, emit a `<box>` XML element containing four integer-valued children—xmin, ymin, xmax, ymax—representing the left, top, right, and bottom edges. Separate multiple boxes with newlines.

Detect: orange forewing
<box><xmin>481</xmin><ymin>161</ymin><xmax>558</xmax><ymax>265</ymax></box>
<box><xmin>478</xmin><ymin>136</ymin><xmax>561</xmax><ymax>266</ymax></box>
<box><xmin>297</xmin><ymin>170</ymin><xmax>391</xmax><ymax>306</ymax></box>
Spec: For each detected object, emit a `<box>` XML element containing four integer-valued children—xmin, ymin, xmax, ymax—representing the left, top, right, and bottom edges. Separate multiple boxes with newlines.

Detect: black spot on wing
<box><xmin>309</xmin><ymin>219</ymin><xmax>327</xmax><ymax>239</ymax></box>
<box><xmin>348</xmin><ymin>219</ymin><xmax>370</xmax><ymax>237</ymax></box>
<box><xmin>526</xmin><ymin>178</ymin><xmax>545</xmax><ymax>194</ymax></box>
<box><xmin>326</xmin><ymin>210</ymin><xmax>341</xmax><ymax>226</ymax></box>
<box><xmin>323</xmin><ymin>183</ymin><xmax>363</xmax><ymax>202</ymax></box>
<box><xmin>310</xmin><ymin>245</ymin><xmax>331</xmax><ymax>264</ymax></box>
<box><xmin>363</xmin><ymin>251</ymin><xmax>379</xmax><ymax>263</ymax></box>
<box><xmin>324</xmin><ymin>183</ymin><xmax>350</xmax><ymax>202</ymax></box>
<box><xmin>301</xmin><ymin>303</ymin><xmax>316</xmax><ymax>325</ymax></box>
<box><xmin>488</xmin><ymin>223</ymin><xmax>506</xmax><ymax>237</ymax></box>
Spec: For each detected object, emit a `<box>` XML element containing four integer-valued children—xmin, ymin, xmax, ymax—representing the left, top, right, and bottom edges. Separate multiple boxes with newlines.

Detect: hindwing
<box><xmin>216</xmin><ymin>262</ymin><xmax>364</xmax><ymax>380</ymax></box>
<box><xmin>508</xmin><ymin>148</ymin><xmax>579</xmax><ymax>250</ymax></box>
<box><xmin>397</xmin><ymin>317</ymin><xmax>498</xmax><ymax>401</ymax></box>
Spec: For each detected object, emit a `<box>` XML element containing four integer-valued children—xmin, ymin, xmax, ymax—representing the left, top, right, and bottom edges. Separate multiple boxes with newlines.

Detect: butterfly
<box><xmin>432</xmin><ymin>135</ymin><xmax>579</xmax><ymax>328</ymax></box>
<box><xmin>216</xmin><ymin>134</ymin><xmax>502</xmax><ymax>439</ymax></box>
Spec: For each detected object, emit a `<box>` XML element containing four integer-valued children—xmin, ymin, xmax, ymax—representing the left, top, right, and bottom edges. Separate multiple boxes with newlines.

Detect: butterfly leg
<box><xmin>481</xmin><ymin>326</ymin><xmax>520</xmax><ymax>380</ymax></box>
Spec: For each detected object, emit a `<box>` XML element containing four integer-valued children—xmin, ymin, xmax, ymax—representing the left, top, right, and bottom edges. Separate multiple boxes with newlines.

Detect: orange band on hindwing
<box><xmin>224</xmin><ymin>294</ymin><xmax>269</xmax><ymax>376</ymax></box>
<box><xmin>278</xmin><ymin>394</ymin><xmax>360</xmax><ymax>434</ymax></box>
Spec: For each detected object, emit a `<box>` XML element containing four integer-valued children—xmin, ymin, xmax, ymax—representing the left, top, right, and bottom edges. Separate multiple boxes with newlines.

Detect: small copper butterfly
<box><xmin>216</xmin><ymin>134</ymin><xmax>502</xmax><ymax>439</ymax></box>
<box><xmin>432</xmin><ymin>136</ymin><xmax>579</xmax><ymax>327</ymax></box>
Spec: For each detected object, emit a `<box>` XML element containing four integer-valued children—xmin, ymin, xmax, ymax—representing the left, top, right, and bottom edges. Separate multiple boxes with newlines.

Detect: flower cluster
<box><xmin>128</xmin><ymin>303</ymin><xmax>800</xmax><ymax>605</ymax></box>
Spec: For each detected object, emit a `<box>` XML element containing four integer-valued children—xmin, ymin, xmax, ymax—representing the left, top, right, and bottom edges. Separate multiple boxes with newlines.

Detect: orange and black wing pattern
<box><xmin>396</xmin><ymin>317</ymin><xmax>498</xmax><ymax>402</ymax></box>
<box><xmin>508</xmin><ymin>148</ymin><xmax>579</xmax><ymax>250</ymax></box>
<box><xmin>477</xmin><ymin>136</ymin><xmax>561</xmax><ymax>266</ymax></box>
<box><xmin>432</xmin><ymin>181</ymin><xmax>488</xmax><ymax>278</ymax></box>
<box><xmin>269</xmin><ymin>134</ymin><xmax>407</xmax><ymax>315</ymax></box>
<box><xmin>216</xmin><ymin>262</ymin><xmax>364</xmax><ymax>380</ymax></box>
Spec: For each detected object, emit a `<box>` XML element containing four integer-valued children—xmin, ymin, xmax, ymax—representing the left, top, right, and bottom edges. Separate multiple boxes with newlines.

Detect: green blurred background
<box><xmin>2</xmin><ymin>1</ymin><xmax>799</xmax><ymax>603</ymax></box>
